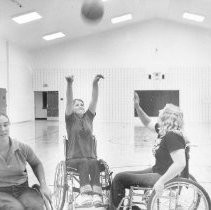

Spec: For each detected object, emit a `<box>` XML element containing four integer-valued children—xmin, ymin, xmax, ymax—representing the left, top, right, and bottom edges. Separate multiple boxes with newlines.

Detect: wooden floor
<box><xmin>10</xmin><ymin>120</ymin><xmax>211</xmax><ymax>209</ymax></box>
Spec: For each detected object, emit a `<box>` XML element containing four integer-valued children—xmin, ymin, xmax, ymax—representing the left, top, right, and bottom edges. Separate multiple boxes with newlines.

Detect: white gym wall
<box><xmin>0</xmin><ymin>38</ymin><xmax>34</xmax><ymax>123</ymax></box>
<box><xmin>32</xmin><ymin>20</ymin><xmax>211</xmax><ymax>124</ymax></box>
<box><xmin>1</xmin><ymin>19</ymin><xmax>211</xmax><ymax>124</ymax></box>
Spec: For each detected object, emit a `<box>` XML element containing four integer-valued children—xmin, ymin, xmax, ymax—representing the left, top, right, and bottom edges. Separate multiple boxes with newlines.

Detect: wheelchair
<box><xmin>117</xmin><ymin>145</ymin><xmax>211</xmax><ymax>210</ymax></box>
<box><xmin>32</xmin><ymin>184</ymin><xmax>54</xmax><ymax>210</ymax></box>
<box><xmin>117</xmin><ymin>175</ymin><xmax>211</xmax><ymax>210</ymax></box>
<box><xmin>53</xmin><ymin>136</ymin><xmax>112</xmax><ymax>210</ymax></box>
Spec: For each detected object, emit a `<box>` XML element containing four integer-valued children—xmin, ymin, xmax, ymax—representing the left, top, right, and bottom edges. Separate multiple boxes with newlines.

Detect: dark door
<box><xmin>0</xmin><ymin>88</ymin><xmax>7</xmax><ymax>114</ymax></box>
<box><xmin>135</xmin><ymin>90</ymin><xmax>179</xmax><ymax>117</ymax></box>
<box><xmin>47</xmin><ymin>91</ymin><xmax>59</xmax><ymax>117</ymax></box>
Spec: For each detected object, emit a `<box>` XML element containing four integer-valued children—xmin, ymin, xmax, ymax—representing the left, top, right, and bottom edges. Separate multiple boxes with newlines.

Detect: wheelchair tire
<box><xmin>147</xmin><ymin>177</ymin><xmax>211</xmax><ymax>210</ymax></box>
<box><xmin>54</xmin><ymin>161</ymin><xmax>67</xmax><ymax>210</ymax></box>
<box><xmin>189</xmin><ymin>173</ymin><xmax>197</xmax><ymax>182</ymax></box>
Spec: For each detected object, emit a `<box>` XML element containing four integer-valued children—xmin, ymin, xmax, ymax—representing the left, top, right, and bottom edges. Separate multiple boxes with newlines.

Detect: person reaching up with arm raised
<box><xmin>65</xmin><ymin>74</ymin><xmax>104</xmax><ymax>207</ymax></box>
<box><xmin>111</xmin><ymin>91</ymin><xmax>188</xmax><ymax>209</ymax></box>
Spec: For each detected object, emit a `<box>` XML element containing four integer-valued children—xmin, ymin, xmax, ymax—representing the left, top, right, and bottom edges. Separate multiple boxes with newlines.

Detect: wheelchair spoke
<box><xmin>147</xmin><ymin>178</ymin><xmax>211</xmax><ymax>210</ymax></box>
<box><xmin>53</xmin><ymin>161</ymin><xmax>67</xmax><ymax>210</ymax></box>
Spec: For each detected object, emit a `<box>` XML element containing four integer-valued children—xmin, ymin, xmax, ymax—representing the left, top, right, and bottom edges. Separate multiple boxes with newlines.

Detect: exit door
<box><xmin>34</xmin><ymin>91</ymin><xmax>59</xmax><ymax>120</ymax></box>
<box><xmin>0</xmin><ymin>88</ymin><xmax>7</xmax><ymax>114</ymax></box>
<box><xmin>47</xmin><ymin>91</ymin><xmax>59</xmax><ymax>120</ymax></box>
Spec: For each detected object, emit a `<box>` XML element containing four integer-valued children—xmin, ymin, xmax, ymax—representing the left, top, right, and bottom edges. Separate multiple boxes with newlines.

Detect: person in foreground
<box><xmin>0</xmin><ymin>113</ymin><xmax>51</xmax><ymax>210</ymax></box>
<box><xmin>111</xmin><ymin>92</ymin><xmax>188</xmax><ymax>209</ymax></box>
<box><xmin>65</xmin><ymin>74</ymin><xmax>104</xmax><ymax>207</ymax></box>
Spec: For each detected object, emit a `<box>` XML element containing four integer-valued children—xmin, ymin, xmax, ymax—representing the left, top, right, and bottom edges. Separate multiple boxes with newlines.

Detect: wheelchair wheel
<box><xmin>54</xmin><ymin>161</ymin><xmax>67</xmax><ymax>210</ymax></box>
<box><xmin>99</xmin><ymin>159</ymin><xmax>112</xmax><ymax>207</ymax></box>
<box><xmin>189</xmin><ymin>174</ymin><xmax>197</xmax><ymax>182</ymax></box>
<box><xmin>147</xmin><ymin>178</ymin><xmax>211</xmax><ymax>210</ymax></box>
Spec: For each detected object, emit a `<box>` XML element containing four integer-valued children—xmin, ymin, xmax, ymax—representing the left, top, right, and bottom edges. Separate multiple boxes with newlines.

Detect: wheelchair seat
<box><xmin>65</xmin><ymin>158</ymin><xmax>108</xmax><ymax>173</ymax></box>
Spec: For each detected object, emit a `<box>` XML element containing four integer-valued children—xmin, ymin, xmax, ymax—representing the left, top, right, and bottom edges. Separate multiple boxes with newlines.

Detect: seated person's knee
<box><xmin>113</xmin><ymin>172</ymin><xmax>125</xmax><ymax>181</ymax></box>
<box><xmin>19</xmin><ymin>189</ymin><xmax>45</xmax><ymax>210</ymax></box>
<box><xmin>6</xmin><ymin>202</ymin><xmax>25</xmax><ymax>210</ymax></box>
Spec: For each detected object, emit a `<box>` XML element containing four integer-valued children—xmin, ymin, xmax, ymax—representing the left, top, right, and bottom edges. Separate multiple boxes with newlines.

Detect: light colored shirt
<box><xmin>0</xmin><ymin>138</ymin><xmax>40</xmax><ymax>187</ymax></box>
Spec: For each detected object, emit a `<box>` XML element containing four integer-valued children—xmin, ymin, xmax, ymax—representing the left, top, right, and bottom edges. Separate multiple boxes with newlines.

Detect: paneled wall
<box><xmin>0</xmin><ymin>37</ymin><xmax>34</xmax><ymax>122</ymax></box>
<box><xmin>0</xmin><ymin>39</ymin><xmax>7</xmax><ymax>88</ymax></box>
<box><xmin>33</xmin><ymin>66</ymin><xmax>211</xmax><ymax>123</ymax></box>
<box><xmin>31</xmin><ymin>20</ymin><xmax>211</xmax><ymax>124</ymax></box>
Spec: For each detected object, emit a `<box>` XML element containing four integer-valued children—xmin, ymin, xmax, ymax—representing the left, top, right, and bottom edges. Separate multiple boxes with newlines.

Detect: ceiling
<box><xmin>0</xmin><ymin>0</ymin><xmax>211</xmax><ymax>50</ymax></box>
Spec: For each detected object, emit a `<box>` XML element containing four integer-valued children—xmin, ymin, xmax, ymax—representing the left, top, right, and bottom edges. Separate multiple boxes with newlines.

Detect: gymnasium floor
<box><xmin>10</xmin><ymin>120</ymin><xmax>211</xmax><ymax>209</ymax></box>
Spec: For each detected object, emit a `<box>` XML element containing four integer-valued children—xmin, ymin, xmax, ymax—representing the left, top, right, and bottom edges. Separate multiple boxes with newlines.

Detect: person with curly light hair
<box><xmin>158</xmin><ymin>103</ymin><xmax>184</xmax><ymax>137</ymax></box>
<box><xmin>111</xmin><ymin>92</ymin><xmax>189</xmax><ymax>210</ymax></box>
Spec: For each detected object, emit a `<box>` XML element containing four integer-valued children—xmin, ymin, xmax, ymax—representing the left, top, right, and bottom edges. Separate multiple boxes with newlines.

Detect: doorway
<box><xmin>34</xmin><ymin>91</ymin><xmax>59</xmax><ymax>120</ymax></box>
<box><xmin>134</xmin><ymin>90</ymin><xmax>179</xmax><ymax>117</ymax></box>
<box><xmin>0</xmin><ymin>88</ymin><xmax>7</xmax><ymax>114</ymax></box>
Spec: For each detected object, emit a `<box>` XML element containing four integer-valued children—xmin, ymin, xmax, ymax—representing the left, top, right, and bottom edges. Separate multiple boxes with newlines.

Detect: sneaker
<box><xmin>93</xmin><ymin>194</ymin><xmax>103</xmax><ymax>207</ymax></box>
<box><xmin>75</xmin><ymin>194</ymin><xmax>93</xmax><ymax>207</ymax></box>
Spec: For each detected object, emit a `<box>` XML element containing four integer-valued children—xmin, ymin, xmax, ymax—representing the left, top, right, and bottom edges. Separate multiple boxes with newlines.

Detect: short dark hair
<box><xmin>73</xmin><ymin>99</ymin><xmax>84</xmax><ymax>106</ymax></box>
<box><xmin>0</xmin><ymin>112</ymin><xmax>10</xmax><ymax>123</ymax></box>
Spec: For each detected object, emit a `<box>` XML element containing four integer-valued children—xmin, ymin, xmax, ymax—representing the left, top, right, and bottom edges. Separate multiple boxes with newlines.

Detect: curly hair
<box><xmin>158</xmin><ymin>104</ymin><xmax>184</xmax><ymax>138</ymax></box>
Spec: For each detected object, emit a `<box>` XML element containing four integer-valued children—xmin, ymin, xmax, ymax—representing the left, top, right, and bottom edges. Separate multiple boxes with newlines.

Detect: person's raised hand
<box><xmin>93</xmin><ymin>74</ymin><xmax>104</xmax><ymax>84</ymax></box>
<box><xmin>65</xmin><ymin>75</ymin><xmax>74</xmax><ymax>84</ymax></box>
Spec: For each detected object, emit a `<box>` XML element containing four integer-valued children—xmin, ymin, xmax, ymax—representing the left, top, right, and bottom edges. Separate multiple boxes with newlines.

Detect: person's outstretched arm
<box><xmin>153</xmin><ymin>132</ymin><xmax>186</xmax><ymax>195</ymax></box>
<box><xmin>24</xmin><ymin>143</ymin><xmax>52</xmax><ymax>201</ymax></box>
<box><xmin>88</xmin><ymin>74</ymin><xmax>104</xmax><ymax>114</ymax></box>
<box><xmin>134</xmin><ymin>91</ymin><xmax>155</xmax><ymax>130</ymax></box>
<box><xmin>65</xmin><ymin>75</ymin><xmax>74</xmax><ymax>116</ymax></box>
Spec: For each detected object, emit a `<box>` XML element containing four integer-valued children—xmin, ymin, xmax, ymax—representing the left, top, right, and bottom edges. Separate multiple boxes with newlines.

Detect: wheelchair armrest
<box><xmin>32</xmin><ymin>184</ymin><xmax>53</xmax><ymax>210</ymax></box>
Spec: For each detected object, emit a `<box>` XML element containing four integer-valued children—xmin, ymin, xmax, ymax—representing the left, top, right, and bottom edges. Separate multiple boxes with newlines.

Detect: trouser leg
<box><xmin>88</xmin><ymin>159</ymin><xmax>102</xmax><ymax>195</ymax></box>
<box><xmin>18</xmin><ymin>188</ymin><xmax>45</xmax><ymax>210</ymax></box>
<box><xmin>0</xmin><ymin>192</ymin><xmax>25</xmax><ymax>210</ymax></box>
<box><xmin>67</xmin><ymin>158</ymin><xmax>92</xmax><ymax>194</ymax></box>
<box><xmin>111</xmin><ymin>167</ymin><xmax>161</xmax><ymax>208</ymax></box>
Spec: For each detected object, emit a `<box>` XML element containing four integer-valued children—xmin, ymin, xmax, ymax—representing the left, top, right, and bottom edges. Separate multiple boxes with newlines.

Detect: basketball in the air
<box><xmin>81</xmin><ymin>0</ymin><xmax>104</xmax><ymax>23</ymax></box>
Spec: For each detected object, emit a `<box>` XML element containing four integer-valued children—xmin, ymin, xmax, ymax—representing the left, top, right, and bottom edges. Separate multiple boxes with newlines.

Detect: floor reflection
<box><xmin>9</xmin><ymin>120</ymin><xmax>211</xmax><ymax>203</ymax></box>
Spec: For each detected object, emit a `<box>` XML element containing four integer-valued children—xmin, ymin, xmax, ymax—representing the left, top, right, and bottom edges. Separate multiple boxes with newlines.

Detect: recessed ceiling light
<box><xmin>111</xmin><ymin>14</ymin><xmax>132</xmax><ymax>24</ymax></box>
<box><xmin>12</xmin><ymin>12</ymin><xmax>42</xmax><ymax>24</ymax></box>
<box><xmin>183</xmin><ymin>12</ymin><xmax>205</xmax><ymax>22</ymax></box>
<box><xmin>43</xmin><ymin>32</ymin><xmax>66</xmax><ymax>41</ymax></box>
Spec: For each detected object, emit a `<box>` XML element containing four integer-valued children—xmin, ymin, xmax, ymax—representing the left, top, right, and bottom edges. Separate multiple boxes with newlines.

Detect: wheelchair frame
<box><xmin>53</xmin><ymin>136</ymin><xmax>112</xmax><ymax>210</ymax></box>
<box><xmin>32</xmin><ymin>184</ymin><xmax>54</xmax><ymax>210</ymax></box>
<box><xmin>116</xmin><ymin>143</ymin><xmax>211</xmax><ymax>210</ymax></box>
<box><xmin>117</xmin><ymin>176</ymin><xmax>211</xmax><ymax>209</ymax></box>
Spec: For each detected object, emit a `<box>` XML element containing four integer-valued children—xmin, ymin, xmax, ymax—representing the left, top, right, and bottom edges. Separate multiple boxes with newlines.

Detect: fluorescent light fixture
<box><xmin>183</xmin><ymin>12</ymin><xmax>205</xmax><ymax>22</ymax></box>
<box><xmin>111</xmin><ymin>14</ymin><xmax>132</xmax><ymax>24</ymax></box>
<box><xmin>12</xmin><ymin>12</ymin><xmax>42</xmax><ymax>24</ymax></box>
<box><xmin>43</xmin><ymin>32</ymin><xmax>66</xmax><ymax>41</ymax></box>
